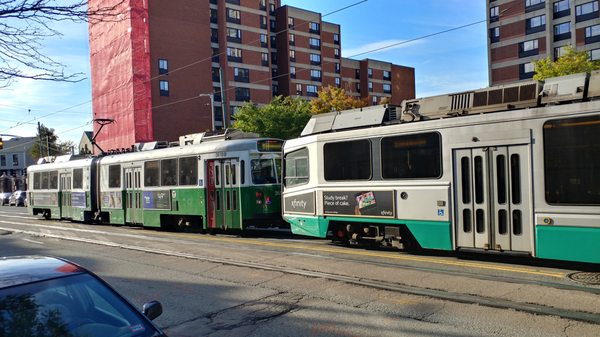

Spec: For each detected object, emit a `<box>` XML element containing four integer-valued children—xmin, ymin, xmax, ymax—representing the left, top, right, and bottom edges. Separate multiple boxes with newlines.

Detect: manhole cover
<box><xmin>568</xmin><ymin>272</ymin><xmax>600</xmax><ymax>285</ymax></box>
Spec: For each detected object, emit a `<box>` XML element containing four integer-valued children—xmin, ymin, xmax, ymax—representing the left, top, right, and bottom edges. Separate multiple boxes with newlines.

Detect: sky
<box><xmin>0</xmin><ymin>0</ymin><xmax>487</xmax><ymax>144</ymax></box>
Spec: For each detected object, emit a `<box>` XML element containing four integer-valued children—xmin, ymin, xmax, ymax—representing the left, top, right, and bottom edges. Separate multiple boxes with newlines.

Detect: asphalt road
<box><xmin>1</xmin><ymin>206</ymin><xmax>599</xmax><ymax>337</ymax></box>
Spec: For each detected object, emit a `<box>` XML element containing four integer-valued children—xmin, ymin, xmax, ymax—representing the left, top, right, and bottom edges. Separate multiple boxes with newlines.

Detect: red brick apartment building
<box><xmin>488</xmin><ymin>0</ymin><xmax>600</xmax><ymax>85</ymax></box>
<box><xmin>89</xmin><ymin>0</ymin><xmax>415</xmax><ymax>150</ymax></box>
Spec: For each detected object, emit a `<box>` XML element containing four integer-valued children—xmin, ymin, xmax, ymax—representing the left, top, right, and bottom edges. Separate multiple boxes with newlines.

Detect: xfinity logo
<box><xmin>291</xmin><ymin>199</ymin><xmax>307</xmax><ymax>209</ymax></box>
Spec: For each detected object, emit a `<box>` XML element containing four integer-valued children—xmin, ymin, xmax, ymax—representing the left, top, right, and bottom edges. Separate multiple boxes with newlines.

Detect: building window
<box><xmin>490</xmin><ymin>26</ymin><xmax>500</xmax><ymax>43</ymax></box>
<box><xmin>576</xmin><ymin>1</ymin><xmax>599</xmax><ymax>22</ymax></box>
<box><xmin>553</xmin><ymin>22</ymin><xmax>571</xmax><ymax>41</ymax></box>
<box><xmin>158</xmin><ymin>59</ymin><xmax>168</xmax><ymax>74</ymax></box>
<box><xmin>260</xmin><ymin>33</ymin><xmax>268</xmax><ymax>47</ymax></box>
<box><xmin>356</xmin><ymin>83</ymin><xmax>361</xmax><ymax>93</ymax></box>
<box><xmin>289</xmin><ymin>33</ymin><xmax>295</xmax><ymax>45</ymax></box>
<box><xmin>310</xmin><ymin>69</ymin><xmax>322</xmax><ymax>82</ymax></box>
<box><xmin>159</xmin><ymin>80</ymin><xmax>169</xmax><ymax>96</ymax></box>
<box><xmin>306</xmin><ymin>85</ymin><xmax>318</xmax><ymax>97</ymax></box>
<box><xmin>261</xmin><ymin>52</ymin><xmax>269</xmax><ymax>66</ymax></box>
<box><xmin>227</xmin><ymin>47</ymin><xmax>243</xmax><ymax>62</ymax></box>
<box><xmin>355</xmin><ymin>69</ymin><xmax>360</xmax><ymax>79</ymax></box>
<box><xmin>212</xmin><ymin>67</ymin><xmax>220</xmax><ymax>82</ymax></box>
<box><xmin>383</xmin><ymin>71</ymin><xmax>393</xmax><ymax>82</ymax></box>
<box><xmin>269</xmin><ymin>3</ymin><xmax>275</xmax><ymax>15</ymax></box>
<box><xmin>259</xmin><ymin>0</ymin><xmax>266</xmax><ymax>10</ymax></box>
<box><xmin>372</xmin><ymin>96</ymin><xmax>378</xmax><ymax>104</ymax></box>
<box><xmin>309</xmin><ymin>22</ymin><xmax>320</xmax><ymax>34</ymax></box>
<box><xmin>288</xmin><ymin>17</ymin><xmax>294</xmax><ymax>28</ymax></box>
<box><xmin>0</xmin><ymin>155</ymin><xmax>5</xmax><ymax>167</ymax></box>
<box><xmin>234</xmin><ymin>67</ymin><xmax>249</xmax><ymax>83</ymax></box>
<box><xmin>226</xmin><ymin>28</ymin><xmax>241</xmax><ymax>43</ymax></box>
<box><xmin>383</xmin><ymin>83</ymin><xmax>391</xmax><ymax>93</ymax></box>
<box><xmin>368</xmin><ymin>81</ymin><xmax>373</xmax><ymax>92</ymax></box>
<box><xmin>227</xmin><ymin>8</ymin><xmax>241</xmax><ymax>23</ymax></box>
<box><xmin>590</xmin><ymin>48</ymin><xmax>600</xmax><ymax>60</ymax></box>
<box><xmin>211</xmin><ymin>28</ymin><xmax>219</xmax><ymax>43</ymax></box>
<box><xmin>271</xmin><ymin>51</ymin><xmax>277</xmax><ymax>65</ymax></box>
<box><xmin>309</xmin><ymin>38</ymin><xmax>321</xmax><ymax>50</ymax></box>
<box><xmin>289</xmin><ymin>50</ymin><xmax>296</xmax><ymax>62</ymax></box>
<box><xmin>290</xmin><ymin>66</ymin><xmax>296</xmax><ymax>78</ymax></box>
<box><xmin>210</xmin><ymin>8</ymin><xmax>218</xmax><ymax>23</ymax></box>
<box><xmin>586</xmin><ymin>24</ymin><xmax>600</xmax><ymax>43</ymax></box>
<box><xmin>519</xmin><ymin>39</ymin><xmax>539</xmax><ymax>57</ymax></box>
<box><xmin>368</xmin><ymin>68</ymin><xmax>373</xmax><ymax>78</ymax></box>
<box><xmin>333</xmin><ymin>33</ymin><xmax>340</xmax><ymax>44</ymax></box>
<box><xmin>334</xmin><ymin>48</ymin><xmax>340</xmax><ymax>59</ymax></box>
<box><xmin>270</xmin><ymin>35</ymin><xmax>277</xmax><ymax>48</ymax></box>
<box><xmin>296</xmin><ymin>83</ymin><xmax>302</xmax><ymax>95</ymax></box>
<box><xmin>526</xmin><ymin>15</ymin><xmax>546</xmax><ymax>34</ymax></box>
<box><xmin>526</xmin><ymin>0</ymin><xmax>545</xmax><ymax>12</ymax></box>
<box><xmin>235</xmin><ymin>87</ymin><xmax>250</xmax><ymax>101</ymax></box>
<box><xmin>212</xmin><ymin>47</ymin><xmax>219</xmax><ymax>62</ymax></box>
<box><xmin>554</xmin><ymin>0</ymin><xmax>570</xmax><ymax>18</ymax></box>
<box><xmin>270</xmin><ymin>19</ymin><xmax>276</xmax><ymax>31</ymax></box>
<box><xmin>490</xmin><ymin>6</ymin><xmax>500</xmax><ymax>22</ymax></box>
<box><xmin>335</xmin><ymin>63</ymin><xmax>340</xmax><ymax>74</ymax></box>
<box><xmin>555</xmin><ymin>45</ymin><xmax>568</xmax><ymax>59</ymax></box>
<box><xmin>260</xmin><ymin>15</ymin><xmax>267</xmax><ymax>28</ymax></box>
<box><xmin>213</xmin><ymin>86</ymin><xmax>222</xmax><ymax>102</ymax></box>
<box><xmin>519</xmin><ymin>62</ymin><xmax>535</xmax><ymax>80</ymax></box>
<box><xmin>12</xmin><ymin>154</ymin><xmax>18</xmax><ymax>167</ymax></box>
<box><xmin>335</xmin><ymin>77</ymin><xmax>341</xmax><ymax>87</ymax></box>
<box><xmin>309</xmin><ymin>53</ymin><xmax>321</xmax><ymax>65</ymax></box>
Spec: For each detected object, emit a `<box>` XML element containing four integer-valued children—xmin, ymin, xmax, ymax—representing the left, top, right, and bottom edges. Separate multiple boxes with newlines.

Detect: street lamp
<box><xmin>198</xmin><ymin>93</ymin><xmax>215</xmax><ymax>131</ymax></box>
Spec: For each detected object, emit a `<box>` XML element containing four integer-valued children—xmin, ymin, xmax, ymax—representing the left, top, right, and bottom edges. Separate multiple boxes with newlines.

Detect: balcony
<box><xmin>227</xmin><ymin>36</ymin><xmax>241</xmax><ymax>43</ymax></box>
<box><xmin>525</xmin><ymin>2</ymin><xmax>545</xmax><ymax>13</ymax></box>
<box><xmin>311</xmin><ymin>76</ymin><xmax>322</xmax><ymax>82</ymax></box>
<box><xmin>226</xmin><ymin>17</ymin><xmax>241</xmax><ymax>24</ymax></box>
<box><xmin>554</xmin><ymin>31</ymin><xmax>571</xmax><ymax>42</ymax></box>
<box><xmin>526</xmin><ymin>24</ymin><xmax>545</xmax><ymax>35</ymax></box>
<box><xmin>234</xmin><ymin>75</ymin><xmax>249</xmax><ymax>83</ymax></box>
<box><xmin>226</xmin><ymin>0</ymin><xmax>240</xmax><ymax>4</ymax></box>
<box><xmin>577</xmin><ymin>10</ymin><xmax>599</xmax><ymax>23</ymax></box>
<box><xmin>228</xmin><ymin>55</ymin><xmax>242</xmax><ymax>63</ymax></box>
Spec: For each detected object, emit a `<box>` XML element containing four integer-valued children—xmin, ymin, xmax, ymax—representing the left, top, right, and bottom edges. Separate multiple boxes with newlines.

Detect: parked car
<box><xmin>0</xmin><ymin>256</ymin><xmax>167</xmax><ymax>337</ymax></box>
<box><xmin>8</xmin><ymin>191</ymin><xmax>26</xmax><ymax>207</ymax></box>
<box><xmin>0</xmin><ymin>192</ymin><xmax>10</xmax><ymax>206</ymax></box>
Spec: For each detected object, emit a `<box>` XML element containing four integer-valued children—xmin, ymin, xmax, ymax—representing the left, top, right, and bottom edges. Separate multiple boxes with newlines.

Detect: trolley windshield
<box><xmin>251</xmin><ymin>158</ymin><xmax>281</xmax><ymax>184</ymax></box>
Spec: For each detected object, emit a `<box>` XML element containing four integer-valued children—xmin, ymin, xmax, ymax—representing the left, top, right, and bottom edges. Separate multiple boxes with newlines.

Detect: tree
<box><xmin>232</xmin><ymin>96</ymin><xmax>312</xmax><ymax>139</ymax></box>
<box><xmin>0</xmin><ymin>0</ymin><xmax>124</xmax><ymax>87</ymax></box>
<box><xmin>310</xmin><ymin>86</ymin><xmax>368</xmax><ymax>114</ymax></box>
<box><xmin>30</xmin><ymin>124</ymin><xmax>74</xmax><ymax>158</ymax></box>
<box><xmin>534</xmin><ymin>45</ymin><xmax>600</xmax><ymax>80</ymax></box>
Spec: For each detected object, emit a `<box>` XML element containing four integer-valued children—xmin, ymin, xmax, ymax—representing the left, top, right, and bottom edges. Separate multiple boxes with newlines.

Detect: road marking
<box><xmin>22</xmin><ymin>238</ymin><xmax>44</xmax><ymax>245</ymax></box>
<box><xmin>0</xmin><ymin>220</ymin><xmax>566</xmax><ymax>278</ymax></box>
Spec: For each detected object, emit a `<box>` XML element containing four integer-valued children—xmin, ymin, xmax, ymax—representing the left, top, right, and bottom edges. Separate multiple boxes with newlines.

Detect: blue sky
<box><xmin>0</xmin><ymin>0</ymin><xmax>487</xmax><ymax>144</ymax></box>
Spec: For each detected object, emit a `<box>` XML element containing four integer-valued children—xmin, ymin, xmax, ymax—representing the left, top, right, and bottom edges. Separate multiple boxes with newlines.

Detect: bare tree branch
<box><xmin>0</xmin><ymin>0</ymin><xmax>126</xmax><ymax>87</ymax></box>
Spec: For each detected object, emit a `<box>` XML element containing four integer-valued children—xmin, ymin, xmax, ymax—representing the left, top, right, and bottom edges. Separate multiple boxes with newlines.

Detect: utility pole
<box><xmin>37</xmin><ymin>122</ymin><xmax>43</xmax><ymax>158</ymax></box>
<box><xmin>219</xmin><ymin>67</ymin><xmax>228</xmax><ymax>129</ymax></box>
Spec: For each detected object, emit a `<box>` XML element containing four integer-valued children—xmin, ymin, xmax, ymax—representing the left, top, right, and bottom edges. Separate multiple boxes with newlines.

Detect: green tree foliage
<box><xmin>310</xmin><ymin>86</ymin><xmax>368</xmax><ymax>114</ymax></box>
<box><xmin>29</xmin><ymin>124</ymin><xmax>74</xmax><ymax>158</ymax></box>
<box><xmin>232</xmin><ymin>96</ymin><xmax>312</xmax><ymax>139</ymax></box>
<box><xmin>534</xmin><ymin>45</ymin><xmax>600</xmax><ymax>80</ymax></box>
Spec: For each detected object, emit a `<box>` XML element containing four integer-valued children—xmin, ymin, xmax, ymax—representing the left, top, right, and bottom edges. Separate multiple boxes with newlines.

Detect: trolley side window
<box><xmin>381</xmin><ymin>132</ymin><xmax>442</xmax><ymax>179</ymax></box>
<box><xmin>73</xmin><ymin>168</ymin><xmax>83</xmax><ymax>189</ymax></box>
<box><xmin>324</xmin><ymin>140</ymin><xmax>371</xmax><ymax>181</ymax></box>
<box><xmin>161</xmin><ymin>158</ymin><xmax>178</xmax><ymax>186</ymax></box>
<box><xmin>284</xmin><ymin>148</ymin><xmax>309</xmax><ymax>187</ymax></box>
<box><xmin>179</xmin><ymin>157</ymin><xmax>198</xmax><ymax>186</ymax></box>
<box><xmin>33</xmin><ymin>172</ymin><xmax>41</xmax><ymax>190</ymax></box>
<box><xmin>144</xmin><ymin>161</ymin><xmax>160</xmax><ymax>187</ymax></box>
<box><xmin>108</xmin><ymin>165</ymin><xmax>121</xmax><ymax>188</ymax></box>
<box><xmin>41</xmin><ymin>172</ymin><xmax>49</xmax><ymax>189</ymax></box>
<box><xmin>251</xmin><ymin>159</ymin><xmax>279</xmax><ymax>184</ymax></box>
<box><xmin>544</xmin><ymin>115</ymin><xmax>600</xmax><ymax>205</ymax></box>
<box><xmin>49</xmin><ymin>171</ymin><xmax>58</xmax><ymax>189</ymax></box>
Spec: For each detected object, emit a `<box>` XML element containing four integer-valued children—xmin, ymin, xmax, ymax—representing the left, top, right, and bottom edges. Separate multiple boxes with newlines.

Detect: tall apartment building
<box><xmin>487</xmin><ymin>0</ymin><xmax>600</xmax><ymax>85</ymax></box>
<box><xmin>89</xmin><ymin>0</ymin><xmax>415</xmax><ymax>150</ymax></box>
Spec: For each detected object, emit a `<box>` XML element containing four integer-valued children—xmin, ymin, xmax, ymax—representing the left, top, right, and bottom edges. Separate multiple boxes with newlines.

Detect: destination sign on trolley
<box><xmin>257</xmin><ymin>140</ymin><xmax>283</xmax><ymax>152</ymax></box>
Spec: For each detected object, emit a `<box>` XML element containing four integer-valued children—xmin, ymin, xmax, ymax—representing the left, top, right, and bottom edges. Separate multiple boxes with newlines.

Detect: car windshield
<box><xmin>0</xmin><ymin>273</ymin><xmax>157</xmax><ymax>337</ymax></box>
<box><xmin>251</xmin><ymin>158</ymin><xmax>280</xmax><ymax>184</ymax></box>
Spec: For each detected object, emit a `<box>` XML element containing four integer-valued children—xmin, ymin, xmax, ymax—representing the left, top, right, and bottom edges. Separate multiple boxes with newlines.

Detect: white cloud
<box><xmin>342</xmin><ymin>39</ymin><xmax>423</xmax><ymax>58</ymax></box>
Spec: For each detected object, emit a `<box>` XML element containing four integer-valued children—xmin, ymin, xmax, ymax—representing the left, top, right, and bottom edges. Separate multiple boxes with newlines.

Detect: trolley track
<box><xmin>2</xmin><ymin>223</ymin><xmax>600</xmax><ymax>325</ymax></box>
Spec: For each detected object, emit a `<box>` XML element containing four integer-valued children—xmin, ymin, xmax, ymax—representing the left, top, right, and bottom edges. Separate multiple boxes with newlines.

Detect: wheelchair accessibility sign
<box><xmin>438</xmin><ymin>209</ymin><xmax>445</xmax><ymax>216</ymax></box>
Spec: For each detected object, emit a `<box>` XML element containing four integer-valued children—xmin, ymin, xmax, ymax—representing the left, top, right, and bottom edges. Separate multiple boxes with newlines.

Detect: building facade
<box><xmin>89</xmin><ymin>0</ymin><xmax>415</xmax><ymax>150</ymax></box>
<box><xmin>0</xmin><ymin>137</ymin><xmax>36</xmax><ymax>192</ymax></box>
<box><xmin>488</xmin><ymin>0</ymin><xmax>600</xmax><ymax>85</ymax></box>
